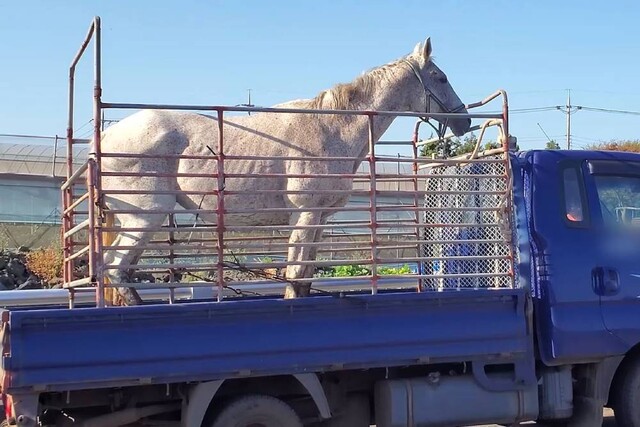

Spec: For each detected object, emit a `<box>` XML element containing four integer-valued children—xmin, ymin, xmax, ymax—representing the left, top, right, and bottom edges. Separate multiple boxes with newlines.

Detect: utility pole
<box><xmin>556</xmin><ymin>89</ymin><xmax>581</xmax><ymax>150</ymax></box>
<box><xmin>566</xmin><ymin>90</ymin><xmax>571</xmax><ymax>149</ymax></box>
<box><xmin>238</xmin><ymin>89</ymin><xmax>255</xmax><ymax>115</ymax></box>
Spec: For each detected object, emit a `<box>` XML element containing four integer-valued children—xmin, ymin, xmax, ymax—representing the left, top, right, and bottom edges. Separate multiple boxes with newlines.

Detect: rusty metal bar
<box><xmin>64</xmin><ymin>245</ymin><xmax>91</xmax><ymax>263</ymax></box>
<box><xmin>367</xmin><ymin>114</ymin><xmax>379</xmax><ymax>294</ymax></box>
<box><xmin>101</xmin><ymin>101</ymin><xmax>502</xmax><ymax>120</ymax></box>
<box><xmin>64</xmin><ymin>218</ymin><xmax>90</xmax><ymax>239</ymax></box>
<box><xmin>99</xmin><ymin>189</ymin><xmax>505</xmax><ymax>197</ymax></box>
<box><xmin>86</xmin><ymin>160</ymin><xmax>99</xmax><ymax>305</ymax></box>
<box><xmin>64</xmin><ymin>277</ymin><xmax>93</xmax><ymax>288</ymax></box>
<box><xmin>167</xmin><ymin>213</ymin><xmax>176</xmax><ymax>303</ymax></box>
<box><xmin>63</xmin><ymin>192</ymin><xmax>90</xmax><ymax>214</ymax></box>
<box><xmin>215</xmin><ymin>108</ymin><xmax>225</xmax><ymax>302</ymax></box>
<box><xmin>61</xmin><ymin>157</ymin><xmax>89</xmax><ymax>190</ymax></box>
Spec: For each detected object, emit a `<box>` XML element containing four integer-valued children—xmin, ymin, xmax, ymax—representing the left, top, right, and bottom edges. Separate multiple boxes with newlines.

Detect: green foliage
<box><xmin>586</xmin><ymin>140</ymin><xmax>640</xmax><ymax>153</ymax></box>
<box><xmin>378</xmin><ymin>264</ymin><xmax>412</xmax><ymax>275</ymax></box>
<box><xmin>316</xmin><ymin>264</ymin><xmax>413</xmax><ymax>277</ymax></box>
<box><xmin>324</xmin><ymin>264</ymin><xmax>370</xmax><ymax>277</ymax></box>
<box><xmin>545</xmin><ymin>140</ymin><xmax>561</xmax><ymax>150</ymax></box>
<box><xmin>419</xmin><ymin>133</ymin><xmax>503</xmax><ymax>158</ymax></box>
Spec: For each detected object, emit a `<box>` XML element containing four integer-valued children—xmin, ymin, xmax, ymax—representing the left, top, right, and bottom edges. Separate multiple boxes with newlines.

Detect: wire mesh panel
<box><xmin>421</xmin><ymin>154</ymin><xmax>515</xmax><ymax>290</ymax></box>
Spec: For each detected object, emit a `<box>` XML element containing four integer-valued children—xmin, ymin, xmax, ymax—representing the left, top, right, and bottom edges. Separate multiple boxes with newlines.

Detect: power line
<box><xmin>480</xmin><ymin>106</ymin><xmax>558</xmax><ymax>114</ymax></box>
<box><xmin>579</xmin><ymin>106</ymin><xmax>640</xmax><ymax>116</ymax></box>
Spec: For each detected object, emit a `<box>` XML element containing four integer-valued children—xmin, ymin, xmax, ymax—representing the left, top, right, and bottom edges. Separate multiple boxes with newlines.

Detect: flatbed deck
<box><xmin>1</xmin><ymin>288</ymin><xmax>529</xmax><ymax>394</ymax></box>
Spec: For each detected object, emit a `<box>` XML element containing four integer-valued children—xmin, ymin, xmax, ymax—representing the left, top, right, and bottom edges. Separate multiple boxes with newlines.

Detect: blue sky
<box><xmin>1</xmin><ymin>0</ymin><xmax>639</xmax><ymax>154</ymax></box>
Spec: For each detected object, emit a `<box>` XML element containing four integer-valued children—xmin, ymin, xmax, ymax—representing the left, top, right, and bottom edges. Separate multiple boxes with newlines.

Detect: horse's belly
<box><xmin>224</xmin><ymin>211</ymin><xmax>291</xmax><ymax>226</ymax></box>
<box><xmin>180</xmin><ymin>190</ymin><xmax>290</xmax><ymax>226</ymax></box>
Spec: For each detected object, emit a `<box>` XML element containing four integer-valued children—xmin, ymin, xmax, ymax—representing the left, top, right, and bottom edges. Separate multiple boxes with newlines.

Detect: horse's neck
<box><xmin>337</xmin><ymin>64</ymin><xmax>419</xmax><ymax>158</ymax></box>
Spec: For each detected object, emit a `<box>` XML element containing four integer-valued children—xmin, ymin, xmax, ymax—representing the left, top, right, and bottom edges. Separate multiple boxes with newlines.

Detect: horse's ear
<box><xmin>422</xmin><ymin>37</ymin><xmax>432</xmax><ymax>59</ymax></box>
<box><xmin>412</xmin><ymin>41</ymin><xmax>423</xmax><ymax>57</ymax></box>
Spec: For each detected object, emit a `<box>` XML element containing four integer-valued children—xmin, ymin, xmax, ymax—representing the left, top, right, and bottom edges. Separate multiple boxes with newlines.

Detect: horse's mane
<box><xmin>307</xmin><ymin>52</ymin><xmax>432</xmax><ymax>111</ymax></box>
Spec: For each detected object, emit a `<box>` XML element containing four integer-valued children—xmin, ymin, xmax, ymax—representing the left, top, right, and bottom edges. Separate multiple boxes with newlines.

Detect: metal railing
<box><xmin>62</xmin><ymin>16</ymin><xmax>516</xmax><ymax>308</ymax></box>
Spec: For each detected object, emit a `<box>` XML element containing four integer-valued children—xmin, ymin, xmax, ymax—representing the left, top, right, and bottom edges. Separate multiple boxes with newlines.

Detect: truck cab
<box><xmin>519</xmin><ymin>148</ymin><xmax>640</xmax><ymax>426</ymax></box>
<box><xmin>522</xmin><ymin>149</ymin><xmax>640</xmax><ymax>365</ymax></box>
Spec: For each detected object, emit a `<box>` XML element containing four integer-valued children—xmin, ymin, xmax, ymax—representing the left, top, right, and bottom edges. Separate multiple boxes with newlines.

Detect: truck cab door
<box><xmin>583</xmin><ymin>158</ymin><xmax>640</xmax><ymax>347</ymax></box>
<box><xmin>527</xmin><ymin>151</ymin><xmax>626</xmax><ymax>365</ymax></box>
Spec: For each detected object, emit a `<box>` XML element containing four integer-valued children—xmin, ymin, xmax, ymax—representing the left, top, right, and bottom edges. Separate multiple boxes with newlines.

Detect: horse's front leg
<box><xmin>284</xmin><ymin>211</ymin><xmax>322</xmax><ymax>298</ymax></box>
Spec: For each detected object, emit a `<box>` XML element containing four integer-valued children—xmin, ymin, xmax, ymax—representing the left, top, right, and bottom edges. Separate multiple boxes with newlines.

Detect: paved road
<box><xmin>476</xmin><ymin>408</ymin><xmax>616</xmax><ymax>426</ymax></box>
<box><xmin>371</xmin><ymin>409</ymin><xmax>617</xmax><ymax>426</ymax></box>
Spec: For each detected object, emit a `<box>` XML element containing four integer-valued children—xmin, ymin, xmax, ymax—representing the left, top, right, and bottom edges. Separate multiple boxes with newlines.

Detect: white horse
<box><xmin>99</xmin><ymin>37</ymin><xmax>471</xmax><ymax>304</ymax></box>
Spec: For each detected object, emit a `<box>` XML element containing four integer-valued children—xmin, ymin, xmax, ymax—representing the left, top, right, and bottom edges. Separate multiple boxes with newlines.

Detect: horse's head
<box><xmin>406</xmin><ymin>37</ymin><xmax>471</xmax><ymax>137</ymax></box>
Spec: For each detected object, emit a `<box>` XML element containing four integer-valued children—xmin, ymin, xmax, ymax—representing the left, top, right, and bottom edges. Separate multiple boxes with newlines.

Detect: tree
<box><xmin>586</xmin><ymin>139</ymin><xmax>640</xmax><ymax>153</ymax></box>
<box><xmin>419</xmin><ymin>133</ymin><xmax>503</xmax><ymax>158</ymax></box>
<box><xmin>545</xmin><ymin>140</ymin><xmax>561</xmax><ymax>150</ymax></box>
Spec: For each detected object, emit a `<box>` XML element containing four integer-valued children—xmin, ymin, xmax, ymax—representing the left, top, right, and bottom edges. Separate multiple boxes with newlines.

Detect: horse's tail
<box><xmin>102</xmin><ymin>211</ymin><xmax>121</xmax><ymax>306</ymax></box>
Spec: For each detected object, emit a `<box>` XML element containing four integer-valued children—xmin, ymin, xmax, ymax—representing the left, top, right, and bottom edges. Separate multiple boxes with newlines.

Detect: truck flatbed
<box><xmin>2</xmin><ymin>288</ymin><xmax>529</xmax><ymax>394</ymax></box>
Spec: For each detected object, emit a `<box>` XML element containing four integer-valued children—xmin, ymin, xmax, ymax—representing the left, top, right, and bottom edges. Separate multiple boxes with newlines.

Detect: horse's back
<box><xmin>101</xmin><ymin>109</ymin><xmax>196</xmax><ymax>156</ymax></box>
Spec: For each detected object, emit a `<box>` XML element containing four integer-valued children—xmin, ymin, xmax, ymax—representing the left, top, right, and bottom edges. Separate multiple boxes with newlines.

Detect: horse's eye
<box><xmin>430</xmin><ymin>70</ymin><xmax>447</xmax><ymax>83</ymax></box>
<box><xmin>431</xmin><ymin>71</ymin><xmax>447</xmax><ymax>83</ymax></box>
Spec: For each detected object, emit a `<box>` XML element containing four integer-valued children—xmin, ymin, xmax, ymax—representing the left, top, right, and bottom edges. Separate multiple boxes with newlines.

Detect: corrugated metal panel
<box><xmin>0</xmin><ymin>143</ymin><xmax>423</xmax><ymax>191</ymax></box>
<box><xmin>0</xmin><ymin>142</ymin><xmax>88</xmax><ymax>177</ymax></box>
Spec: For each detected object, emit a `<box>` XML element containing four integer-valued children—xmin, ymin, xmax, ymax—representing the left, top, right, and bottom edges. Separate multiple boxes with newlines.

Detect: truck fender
<box><xmin>553</xmin><ymin>358</ymin><xmax>623</xmax><ymax>427</ymax></box>
<box><xmin>182</xmin><ymin>374</ymin><xmax>331</xmax><ymax>427</ymax></box>
<box><xmin>293</xmin><ymin>373</ymin><xmax>332</xmax><ymax>419</ymax></box>
<box><xmin>182</xmin><ymin>380</ymin><xmax>224</xmax><ymax>427</ymax></box>
<box><xmin>575</xmin><ymin>356</ymin><xmax>624</xmax><ymax>403</ymax></box>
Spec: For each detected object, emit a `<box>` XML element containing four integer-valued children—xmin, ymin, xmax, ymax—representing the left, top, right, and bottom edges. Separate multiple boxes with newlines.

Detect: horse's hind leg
<box><xmin>284</xmin><ymin>211</ymin><xmax>324</xmax><ymax>298</ymax></box>
<box><xmin>103</xmin><ymin>211</ymin><xmax>169</xmax><ymax>305</ymax></box>
<box><xmin>302</xmin><ymin>212</ymin><xmax>331</xmax><ymax>279</ymax></box>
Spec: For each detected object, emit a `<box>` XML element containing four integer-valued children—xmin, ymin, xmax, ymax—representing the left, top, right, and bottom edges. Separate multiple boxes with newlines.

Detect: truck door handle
<box><xmin>592</xmin><ymin>267</ymin><xmax>620</xmax><ymax>296</ymax></box>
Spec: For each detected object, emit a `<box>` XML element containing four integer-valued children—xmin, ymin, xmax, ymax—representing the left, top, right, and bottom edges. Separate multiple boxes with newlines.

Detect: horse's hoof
<box><xmin>284</xmin><ymin>287</ymin><xmax>297</xmax><ymax>299</ymax></box>
<box><xmin>117</xmin><ymin>287</ymin><xmax>143</xmax><ymax>306</ymax></box>
<box><xmin>283</xmin><ymin>284</ymin><xmax>310</xmax><ymax>299</ymax></box>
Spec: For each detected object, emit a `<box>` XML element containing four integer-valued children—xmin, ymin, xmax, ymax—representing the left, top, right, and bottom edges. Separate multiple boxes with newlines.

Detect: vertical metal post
<box><xmin>87</xmin><ymin>159</ymin><xmax>99</xmax><ymax>306</ymax></box>
<box><xmin>65</xmin><ymin>59</ymin><xmax>76</xmax><ymax>288</ymax></box>
<box><xmin>501</xmin><ymin>90</ymin><xmax>509</xmax><ymax>153</ymax></box>
<box><xmin>92</xmin><ymin>16</ymin><xmax>105</xmax><ymax>308</ymax></box>
<box><xmin>500</xmin><ymin>90</ymin><xmax>515</xmax><ymax>287</ymax></box>
<box><xmin>566</xmin><ymin>89</ymin><xmax>571</xmax><ymax>150</ymax></box>
<box><xmin>52</xmin><ymin>135</ymin><xmax>58</xmax><ymax>177</ymax></box>
<box><xmin>411</xmin><ymin>119</ymin><xmax>423</xmax><ymax>292</ymax></box>
<box><xmin>367</xmin><ymin>114</ymin><xmax>378</xmax><ymax>294</ymax></box>
<box><xmin>168</xmin><ymin>213</ymin><xmax>176</xmax><ymax>304</ymax></box>
<box><xmin>215</xmin><ymin>109</ymin><xmax>226</xmax><ymax>302</ymax></box>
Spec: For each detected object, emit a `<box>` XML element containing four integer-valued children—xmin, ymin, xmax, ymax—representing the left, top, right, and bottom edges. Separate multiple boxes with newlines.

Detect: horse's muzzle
<box><xmin>450</xmin><ymin>117</ymin><xmax>472</xmax><ymax>137</ymax></box>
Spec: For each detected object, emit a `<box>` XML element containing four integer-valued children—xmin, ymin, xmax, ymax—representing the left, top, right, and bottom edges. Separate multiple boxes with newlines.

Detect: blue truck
<box><xmin>0</xmin><ymin>148</ymin><xmax>639</xmax><ymax>427</ymax></box>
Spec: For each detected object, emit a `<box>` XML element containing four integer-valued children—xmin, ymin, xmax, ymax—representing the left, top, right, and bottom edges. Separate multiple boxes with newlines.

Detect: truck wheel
<box><xmin>613</xmin><ymin>357</ymin><xmax>640</xmax><ymax>426</ymax></box>
<box><xmin>211</xmin><ymin>394</ymin><xmax>302</xmax><ymax>427</ymax></box>
<box><xmin>318</xmin><ymin>393</ymin><xmax>370</xmax><ymax>427</ymax></box>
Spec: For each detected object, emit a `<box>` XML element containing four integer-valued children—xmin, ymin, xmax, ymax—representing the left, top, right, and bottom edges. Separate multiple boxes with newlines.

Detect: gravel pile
<box><xmin>0</xmin><ymin>249</ymin><xmax>46</xmax><ymax>290</ymax></box>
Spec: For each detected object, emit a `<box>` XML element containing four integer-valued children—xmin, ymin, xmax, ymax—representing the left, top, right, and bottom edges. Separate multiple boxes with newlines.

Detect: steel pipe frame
<box><xmin>103</xmin><ymin>253</ymin><xmax>510</xmax><ymax>271</ymax></box>
<box><xmin>64</xmin><ymin>16</ymin><xmax>515</xmax><ymax>306</ymax></box>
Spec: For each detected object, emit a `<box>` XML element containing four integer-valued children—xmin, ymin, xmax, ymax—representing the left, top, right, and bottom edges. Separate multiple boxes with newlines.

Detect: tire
<box><xmin>613</xmin><ymin>357</ymin><xmax>640</xmax><ymax>426</ymax></box>
<box><xmin>319</xmin><ymin>393</ymin><xmax>370</xmax><ymax>427</ymax></box>
<box><xmin>211</xmin><ymin>394</ymin><xmax>302</xmax><ymax>427</ymax></box>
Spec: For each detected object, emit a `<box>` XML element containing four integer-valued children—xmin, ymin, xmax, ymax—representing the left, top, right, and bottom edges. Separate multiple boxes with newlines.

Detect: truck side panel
<box><xmin>3</xmin><ymin>290</ymin><xmax>530</xmax><ymax>393</ymax></box>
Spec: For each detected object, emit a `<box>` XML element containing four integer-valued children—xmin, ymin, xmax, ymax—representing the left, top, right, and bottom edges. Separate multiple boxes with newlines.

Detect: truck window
<box><xmin>593</xmin><ymin>175</ymin><xmax>640</xmax><ymax>227</ymax></box>
<box><xmin>563</xmin><ymin>167</ymin><xmax>585</xmax><ymax>223</ymax></box>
